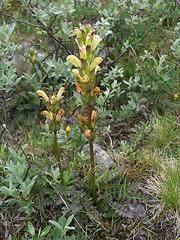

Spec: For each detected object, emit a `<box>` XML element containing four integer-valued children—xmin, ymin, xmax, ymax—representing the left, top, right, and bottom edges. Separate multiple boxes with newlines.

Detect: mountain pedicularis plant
<box><xmin>37</xmin><ymin>87</ymin><xmax>65</xmax><ymax>185</ymax></box>
<box><xmin>67</xmin><ymin>23</ymin><xmax>103</xmax><ymax>200</ymax></box>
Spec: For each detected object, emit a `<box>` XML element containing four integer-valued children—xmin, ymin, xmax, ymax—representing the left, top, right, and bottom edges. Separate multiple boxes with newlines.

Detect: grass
<box><xmin>147</xmin><ymin>113</ymin><xmax>179</xmax><ymax>151</ymax></box>
<box><xmin>146</xmin><ymin>157</ymin><xmax>180</xmax><ymax>210</ymax></box>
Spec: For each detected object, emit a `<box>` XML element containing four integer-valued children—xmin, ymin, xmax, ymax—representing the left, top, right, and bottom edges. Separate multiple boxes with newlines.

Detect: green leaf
<box><xmin>65</xmin><ymin>214</ymin><xmax>74</xmax><ymax>229</ymax></box>
<box><xmin>39</xmin><ymin>225</ymin><xmax>51</xmax><ymax>237</ymax></box>
<box><xmin>0</xmin><ymin>32</ymin><xmax>6</xmax><ymax>42</ymax></box>
<box><xmin>58</xmin><ymin>216</ymin><xmax>66</xmax><ymax>228</ymax></box>
<box><xmin>8</xmin><ymin>22</ymin><xmax>16</xmax><ymax>38</ymax></box>
<box><xmin>0</xmin><ymin>186</ymin><xmax>12</xmax><ymax>196</ymax></box>
<box><xmin>49</xmin><ymin>220</ymin><xmax>63</xmax><ymax>230</ymax></box>
<box><xmin>53</xmin><ymin>227</ymin><xmax>62</xmax><ymax>240</ymax></box>
<box><xmin>27</xmin><ymin>222</ymin><xmax>35</xmax><ymax>236</ymax></box>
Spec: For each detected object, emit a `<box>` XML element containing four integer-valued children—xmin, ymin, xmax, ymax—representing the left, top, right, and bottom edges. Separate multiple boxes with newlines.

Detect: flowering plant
<box><xmin>37</xmin><ymin>87</ymin><xmax>65</xmax><ymax>185</ymax></box>
<box><xmin>67</xmin><ymin>23</ymin><xmax>103</xmax><ymax>200</ymax></box>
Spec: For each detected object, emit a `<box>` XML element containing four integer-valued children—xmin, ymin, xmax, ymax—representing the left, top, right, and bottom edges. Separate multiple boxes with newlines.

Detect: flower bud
<box><xmin>56</xmin><ymin>109</ymin><xmax>65</xmax><ymax>121</ymax></box>
<box><xmin>91</xmin><ymin>86</ymin><xmax>100</xmax><ymax>98</ymax></box>
<box><xmin>85</xmin><ymin>129</ymin><xmax>91</xmax><ymax>139</ymax></box>
<box><xmin>75</xmin><ymin>83</ymin><xmax>86</xmax><ymax>94</ymax></box>
<box><xmin>86</xmin><ymin>33</ymin><xmax>93</xmax><ymax>46</ymax></box>
<box><xmin>66</xmin><ymin>126</ymin><xmax>71</xmax><ymax>133</ymax></box>
<box><xmin>91</xmin><ymin>110</ymin><xmax>97</xmax><ymax>122</ymax></box>
<box><xmin>174</xmin><ymin>93</ymin><xmax>179</xmax><ymax>101</ymax></box>
<box><xmin>77</xmin><ymin>114</ymin><xmax>88</xmax><ymax>125</ymax></box>
<box><xmin>41</xmin><ymin>110</ymin><xmax>53</xmax><ymax>121</ymax></box>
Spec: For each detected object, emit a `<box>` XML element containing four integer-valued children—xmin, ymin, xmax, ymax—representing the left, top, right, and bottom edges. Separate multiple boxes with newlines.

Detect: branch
<box><xmin>0</xmin><ymin>13</ymin><xmax>39</xmax><ymax>28</ymax></box>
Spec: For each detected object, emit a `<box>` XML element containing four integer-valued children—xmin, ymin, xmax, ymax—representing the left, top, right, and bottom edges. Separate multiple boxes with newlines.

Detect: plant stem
<box><xmin>89</xmin><ymin>138</ymin><xmax>96</xmax><ymax>200</ymax></box>
<box><xmin>54</xmin><ymin>130</ymin><xmax>65</xmax><ymax>186</ymax></box>
<box><xmin>87</xmin><ymin>104</ymin><xmax>96</xmax><ymax>201</ymax></box>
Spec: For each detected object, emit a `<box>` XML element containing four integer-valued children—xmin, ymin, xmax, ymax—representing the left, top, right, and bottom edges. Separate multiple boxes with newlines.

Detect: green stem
<box><xmin>89</xmin><ymin>138</ymin><xmax>96</xmax><ymax>200</ymax></box>
<box><xmin>54</xmin><ymin>130</ymin><xmax>65</xmax><ymax>186</ymax></box>
<box><xmin>87</xmin><ymin>104</ymin><xmax>96</xmax><ymax>201</ymax></box>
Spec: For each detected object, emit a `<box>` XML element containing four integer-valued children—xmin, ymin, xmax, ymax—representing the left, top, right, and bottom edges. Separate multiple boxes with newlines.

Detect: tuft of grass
<box><xmin>145</xmin><ymin>157</ymin><xmax>180</xmax><ymax>210</ymax></box>
<box><xmin>148</xmin><ymin>114</ymin><xmax>178</xmax><ymax>150</ymax></box>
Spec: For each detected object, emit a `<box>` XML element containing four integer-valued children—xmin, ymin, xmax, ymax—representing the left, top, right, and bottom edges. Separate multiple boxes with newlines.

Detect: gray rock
<box><xmin>84</xmin><ymin>143</ymin><xmax>114</xmax><ymax>173</ymax></box>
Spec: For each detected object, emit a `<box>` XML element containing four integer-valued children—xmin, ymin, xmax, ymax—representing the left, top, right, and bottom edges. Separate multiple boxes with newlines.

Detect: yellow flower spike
<box><xmin>56</xmin><ymin>109</ymin><xmax>65</xmax><ymax>121</ymax></box>
<box><xmin>41</xmin><ymin>110</ymin><xmax>53</xmax><ymax>121</ymax></box>
<box><xmin>91</xmin><ymin>35</ymin><xmax>102</xmax><ymax>51</ymax></box>
<box><xmin>37</xmin><ymin>90</ymin><xmax>49</xmax><ymax>103</ymax></box>
<box><xmin>57</xmin><ymin>87</ymin><xmax>65</xmax><ymax>101</ymax></box>
<box><xmin>91</xmin><ymin>110</ymin><xmax>97</xmax><ymax>122</ymax></box>
<box><xmin>90</xmin><ymin>57</ymin><xmax>103</xmax><ymax>72</ymax></box>
<box><xmin>66</xmin><ymin>126</ymin><xmax>71</xmax><ymax>133</ymax></box>
<box><xmin>67</xmin><ymin>55</ymin><xmax>82</xmax><ymax>68</ymax></box>
<box><xmin>91</xmin><ymin>86</ymin><xmax>100</xmax><ymax>98</ymax></box>
<box><xmin>85</xmin><ymin>129</ymin><xmax>92</xmax><ymax>139</ymax></box>
<box><xmin>77</xmin><ymin>114</ymin><xmax>88</xmax><ymax>125</ymax></box>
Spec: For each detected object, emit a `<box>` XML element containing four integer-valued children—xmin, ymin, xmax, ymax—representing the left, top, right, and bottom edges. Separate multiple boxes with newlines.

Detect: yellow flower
<box><xmin>85</xmin><ymin>129</ymin><xmax>92</xmax><ymax>139</ymax></box>
<box><xmin>174</xmin><ymin>93</ymin><xmax>179</xmax><ymax>101</ymax></box>
<box><xmin>91</xmin><ymin>110</ymin><xmax>97</xmax><ymax>122</ymax></box>
<box><xmin>72</xmin><ymin>69</ymin><xmax>81</xmax><ymax>79</ymax></box>
<box><xmin>86</xmin><ymin>33</ymin><xmax>93</xmax><ymax>46</ymax></box>
<box><xmin>57</xmin><ymin>87</ymin><xmax>65</xmax><ymax>101</ymax></box>
<box><xmin>73</xmin><ymin>28</ymin><xmax>82</xmax><ymax>38</ymax></box>
<box><xmin>75</xmin><ymin>82</ymin><xmax>86</xmax><ymax>94</ymax></box>
<box><xmin>67</xmin><ymin>55</ymin><xmax>82</xmax><ymax>68</ymax></box>
<box><xmin>50</xmin><ymin>95</ymin><xmax>57</xmax><ymax>104</ymax></box>
<box><xmin>50</xmin><ymin>87</ymin><xmax>65</xmax><ymax>104</ymax></box>
<box><xmin>37</xmin><ymin>90</ymin><xmax>49</xmax><ymax>102</ymax></box>
<box><xmin>72</xmin><ymin>69</ymin><xmax>89</xmax><ymax>83</ymax></box>
<box><xmin>41</xmin><ymin>110</ymin><xmax>53</xmax><ymax>120</ymax></box>
<box><xmin>82</xmin><ymin>24</ymin><xmax>95</xmax><ymax>34</ymax></box>
<box><xmin>37</xmin><ymin>87</ymin><xmax>65</xmax><ymax>105</ymax></box>
<box><xmin>91</xmin><ymin>86</ymin><xmax>100</xmax><ymax>98</ymax></box>
<box><xmin>81</xmin><ymin>74</ymin><xmax>89</xmax><ymax>83</ymax></box>
<box><xmin>56</xmin><ymin>109</ymin><xmax>65</xmax><ymax>121</ymax></box>
<box><xmin>79</xmin><ymin>45</ymin><xmax>87</xmax><ymax>59</ymax></box>
<box><xmin>91</xmin><ymin>35</ymin><xmax>102</xmax><ymax>51</ymax></box>
<box><xmin>77</xmin><ymin>114</ymin><xmax>88</xmax><ymax>125</ymax></box>
<box><xmin>66</xmin><ymin>126</ymin><xmax>71</xmax><ymax>133</ymax></box>
<box><xmin>89</xmin><ymin>57</ymin><xmax>103</xmax><ymax>72</ymax></box>
<box><xmin>94</xmin><ymin>66</ymin><xmax>101</xmax><ymax>74</ymax></box>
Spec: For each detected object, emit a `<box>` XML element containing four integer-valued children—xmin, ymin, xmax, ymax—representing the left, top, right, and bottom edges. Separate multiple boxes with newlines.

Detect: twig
<box><xmin>0</xmin><ymin>124</ymin><xmax>7</xmax><ymax>142</ymax></box>
<box><xmin>0</xmin><ymin>13</ymin><xmax>39</xmax><ymax>28</ymax></box>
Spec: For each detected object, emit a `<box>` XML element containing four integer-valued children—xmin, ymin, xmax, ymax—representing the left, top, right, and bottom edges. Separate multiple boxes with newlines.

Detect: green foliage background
<box><xmin>0</xmin><ymin>0</ymin><xmax>179</xmax><ymax>239</ymax></box>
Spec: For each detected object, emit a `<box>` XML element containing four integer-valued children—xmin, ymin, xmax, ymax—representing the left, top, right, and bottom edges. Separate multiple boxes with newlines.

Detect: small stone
<box><xmin>84</xmin><ymin>143</ymin><xmax>114</xmax><ymax>173</ymax></box>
